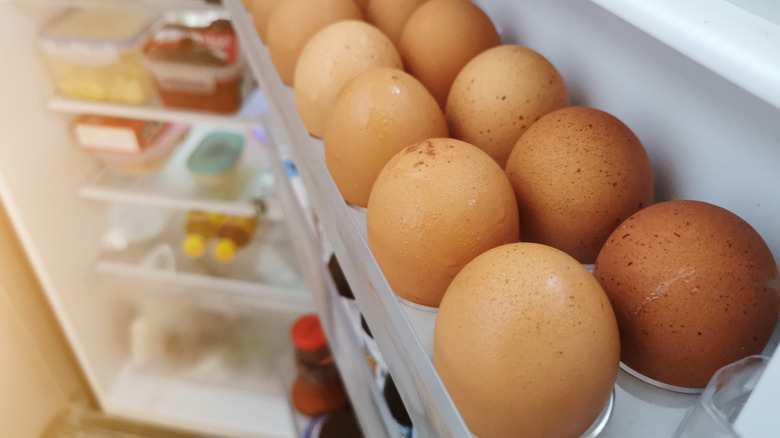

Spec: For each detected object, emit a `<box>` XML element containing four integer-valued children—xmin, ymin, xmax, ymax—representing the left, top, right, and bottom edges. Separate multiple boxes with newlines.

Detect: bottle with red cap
<box><xmin>290</xmin><ymin>313</ymin><xmax>349</xmax><ymax>417</ymax></box>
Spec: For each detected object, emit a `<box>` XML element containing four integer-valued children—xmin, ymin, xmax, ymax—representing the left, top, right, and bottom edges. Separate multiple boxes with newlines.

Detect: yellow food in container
<box><xmin>39</xmin><ymin>9</ymin><xmax>157</xmax><ymax>104</ymax></box>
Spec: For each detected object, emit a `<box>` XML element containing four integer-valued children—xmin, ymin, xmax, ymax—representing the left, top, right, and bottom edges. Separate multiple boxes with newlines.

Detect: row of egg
<box><xmin>242</xmin><ymin>1</ymin><xmax>780</xmax><ymax>437</ymax></box>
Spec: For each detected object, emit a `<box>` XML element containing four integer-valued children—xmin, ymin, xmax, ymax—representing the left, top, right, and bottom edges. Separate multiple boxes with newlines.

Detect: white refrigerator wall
<box><xmin>0</xmin><ymin>3</ymin><xmax>125</xmax><ymax>400</ymax></box>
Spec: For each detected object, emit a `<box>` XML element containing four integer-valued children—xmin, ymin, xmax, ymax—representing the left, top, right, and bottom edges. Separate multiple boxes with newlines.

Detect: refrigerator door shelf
<box><xmin>226</xmin><ymin>0</ymin><xmax>780</xmax><ymax>437</ymax></box>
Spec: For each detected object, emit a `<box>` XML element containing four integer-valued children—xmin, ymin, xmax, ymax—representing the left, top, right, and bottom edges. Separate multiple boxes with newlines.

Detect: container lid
<box><xmin>40</xmin><ymin>9</ymin><xmax>157</xmax><ymax>48</ymax></box>
<box><xmin>291</xmin><ymin>314</ymin><xmax>328</xmax><ymax>352</ymax></box>
<box><xmin>186</xmin><ymin>132</ymin><xmax>245</xmax><ymax>175</ymax></box>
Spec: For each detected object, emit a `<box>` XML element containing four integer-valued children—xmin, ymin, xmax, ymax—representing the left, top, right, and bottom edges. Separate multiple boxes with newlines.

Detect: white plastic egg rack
<box><xmin>225</xmin><ymin>0</ymin><xmax>780</xmax><ymax>437</ymax></box>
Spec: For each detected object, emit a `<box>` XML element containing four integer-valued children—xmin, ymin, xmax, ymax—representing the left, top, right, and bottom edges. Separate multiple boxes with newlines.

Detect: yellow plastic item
<box><xmin>213</xmin><ymin>215</ymin><xmax>259</xmax><ymax>263</ymax></box>
<box><xmin>182</xmin><ymin>211</ymin><xmax>225</xmax><ymax>258</ymax></box>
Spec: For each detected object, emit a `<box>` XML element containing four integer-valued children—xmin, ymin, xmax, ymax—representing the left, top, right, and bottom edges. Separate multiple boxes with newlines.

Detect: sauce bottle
<box><xmin>182</xmin><ymin>211</ymin><xmax>224</xmax><ymax>258</ymax></box>
<box><xmin>290</xmin><ymin>314</ymin><xmax>349</xmax><ymax>417</ymax></box>
<box><xmin>213</xmin><ymin>214</ymin><xmax>258</xmax><ymax>262</ymax></box>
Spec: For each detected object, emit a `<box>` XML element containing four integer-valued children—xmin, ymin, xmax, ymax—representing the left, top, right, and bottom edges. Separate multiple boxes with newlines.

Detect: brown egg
<box><xmin>446</xmin><ymin>45</ymin><xmax>570</xmax><ymax>167</ymax></box>
<box><xmin>325</xmin><ymin>68</ymin><xmax>448</xmax><ymax>207</ymax></box>
<box><xmin>294</xmin><ymin>21</ymin><xmax>402</xmax><ymax>138</ymax></box>
<box><xmin>435</xmin><ymin>243</ymin><xmax>620</xmax><ymax>438</ymax></box>
<box><xmin>504</xmin><ymin>106</ymin><xmax>654</xmax><ymax>264</ymax></box>
<box><xmin>594</xmin><ymin>200</ymin><xmax>780</xmax><ymax>388</ymax></box>
<box><xmin>248</xmin><ymin>0</ymin><xmax>284</xmax><ymax>43</ymax></box>
<box><xmin>366</xmin><ymin>0</ymin><xmax>429</xmax><ymax>46</ymax></box>
<box><xmin>266</xmin><ymin>0</ymin><xmax>362</xmax><ymax>85</ymax></box>
<box><xmin>367</xmin><ymin>138</ymin><xmax>519</xmax><ymax>307</ymax></box>
<box><xmin>352</xmin><ymin>0</ymin><xmax>369</xmax><ymax>12</ymax></box>
<box><xmin>398</xmin><ymin>0</ymin><xmax>500</xmax><ymax>108</ymax></box>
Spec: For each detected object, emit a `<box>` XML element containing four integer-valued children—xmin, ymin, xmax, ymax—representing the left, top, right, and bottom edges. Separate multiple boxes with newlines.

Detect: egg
<box><xmin>594</xmin><ymin>200</ymin><xmax>780</xmax><ymax>388</ymax></box>
<box><xmin>352</xmin><ymin>0</ymin><xmax>369</xmax><ymax>12</ymax></box>
<box><xmin>367</xmin><ymin>138</ymin><xmax>519</xmax><ymax>307</ymax></box>
<box><xmin>446</xmin><ymin>45</ymin><xmax>570</xmax><ymax>167</ymax></box>
<box><xmin>325</xmin><ymin>68</ymin><xmax>448</xmax><ymax>207</ymax></box>
<box><xmin>294</xmin><ymin>21</ymin><xmax>402</xmax><ymax>138</ymax></box>
<box><xmin>504</xmin><ymin>106</ymin><xmax>654</xmax><ymax>264</ymax></box>
<box><xmin>398</xmin><ymin>0</ymin><xmax>500</xmax><ymax>108</ymax></box>
<box><xmin>435</xmin><ymin>243</ymin><xmax>620</xmax><ymax>438</ymax></box>
<box><xmin>248</xmin><ymin>0</ymin><xmax>284</xmax><ymax>43</ymax></box>
<box><xmin>366</xmin><ymin>0</ymin><xmax>429</xmax><ymax>46</ymax></box>
<box><xmin>266</xmin><ymin>0</ymin><xmax>363</xmax><ymax>85</ymax></box>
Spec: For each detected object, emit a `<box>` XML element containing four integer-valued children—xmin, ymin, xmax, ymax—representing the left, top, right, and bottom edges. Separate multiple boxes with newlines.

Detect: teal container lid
<box><xmin>187</xmin><ymin>132</ymin><xmax>245</xmax><ymax>175</ymax></box>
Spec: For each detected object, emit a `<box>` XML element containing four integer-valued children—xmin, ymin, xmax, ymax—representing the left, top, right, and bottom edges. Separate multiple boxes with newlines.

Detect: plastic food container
<box><xmin>39</xmin><ymin>9</ymin><xmax>157</xmax><ymax>104</ymax></box>
<box><xmin>75</xmin><ymin>114</ymin><xmax>167</xmax><ymax>154</ymax></box>
<box><xmin>142</xmin><ymin>20</ymin><xmax>244</xmax><ymax>114</ymax></box>
<box><xmin>95</xmin><ymin>123</ymin><xmax>189</xmax><ymax>175</ymax></box>
<box><xmin>186</xmin><ymin>131</ymin><xmax>245</xmax><ymax>189</ymax></box>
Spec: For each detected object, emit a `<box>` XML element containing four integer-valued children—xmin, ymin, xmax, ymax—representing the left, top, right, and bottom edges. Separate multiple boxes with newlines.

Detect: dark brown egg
<box><xmin>594</xmin><ymin>200</ymin><xmax>780</xmax><ymax>388</ymax></box>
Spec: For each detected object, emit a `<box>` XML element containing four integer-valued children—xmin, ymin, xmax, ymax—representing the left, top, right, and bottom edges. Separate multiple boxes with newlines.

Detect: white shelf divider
<box><xmin>224</xmin><ymin>1</ymin><xmax>471</xmax><ymax>437</ymax></box>
<box><xmin>47</xmin><ymin>88</ymin><xmax>267</xmax><ymax>131</ymax></box>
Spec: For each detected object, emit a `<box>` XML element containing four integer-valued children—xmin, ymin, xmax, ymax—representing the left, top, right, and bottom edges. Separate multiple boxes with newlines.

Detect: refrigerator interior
<box><xmin>0</xmin><ymin>2</ymin><xmax>333</xmax><ymax>438</ymax></box>
<box><xmin>1</xmin><ymin>0</ymin><xmax>779</xmax><ymax>438</ymax></box>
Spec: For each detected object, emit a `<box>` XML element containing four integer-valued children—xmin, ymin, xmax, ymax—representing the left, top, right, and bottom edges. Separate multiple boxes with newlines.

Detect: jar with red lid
<box><xmin>291</xmin><ymin>314</ymin><xmax>349</xmax><ymax>417</ymax></box>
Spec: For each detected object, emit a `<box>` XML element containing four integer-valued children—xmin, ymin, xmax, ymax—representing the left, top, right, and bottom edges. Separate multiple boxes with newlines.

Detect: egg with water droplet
<box><xmin>367</xmin><ymin>137</ymin><xmax>518</xmax><ymax>307</ymax></box>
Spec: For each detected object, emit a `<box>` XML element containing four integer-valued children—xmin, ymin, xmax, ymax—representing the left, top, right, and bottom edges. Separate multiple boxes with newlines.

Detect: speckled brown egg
<box><xmin>446</xmin><ymin>45</ymin><xmax>570</xmax><ymax>167</ymax></box>
<box><xmin>294</xmin><ymin>20</ymin><xmax>402</xmax><ymax>138</ymax></box>
<box><xmin>351</xmin><ymin>0</ymin><xmax>369</xmax><ymax>12</ymax></box>
<box><xmin>366</xmin><ymin>0</ymin><xmax>429</xmax><ymax>46</ymax></box>
<box><xmin>325</xmin><ymin>68</ymin><xmax>448</xmax><ymax>207</ymax></box>
<box><xmin>435</xmin><ymin>243</ymin><xmax>620</xmax><ymax>438</ymax></box>
<box><xmin>248</xmin><ymin>0</ymin><xmax>284</xmax><ymax>43</ymax></box>
<box><xmin>594</xmin><ymin>200</ymin><xmax>779</xmax><ymax>388</ymax></box>
<box><xmin>504</xmin><ymin>106</ymin><xmax>654</xmax><ymax>264</ymax></box>
<box><xmin>367</xmin><ymin>138</ymin><xmax>519</xmax><ymax>307</ymax></box>
<box><xmin>398</xmin><ymin>0</ymin><xmax>500</xmax><ymax>108</ymax></box>
<box><xmin>266</xmin><ymin>0</ymin><xmax>363</xmax><ymax>85</ymax></box>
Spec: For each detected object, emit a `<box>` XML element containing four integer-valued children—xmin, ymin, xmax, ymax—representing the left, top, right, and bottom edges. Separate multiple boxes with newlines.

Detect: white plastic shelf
<box><xmin>225</xmin><ymin>2</ymin><xmax>469</xmax><ymax>437</ymax></box>
<box><xmin>80</xmin><ymin>124</ymin><xmax>282</xmax><ymax>218</ymax></box>
<box><xmin>588</xmin><ymin>0</ymin><xmax>780</xmax><ymax>110</ymax></box>
<box><xmin>94</xmin><ymin>211</ymin><xmax>311</xmax><ymax>313</ymax></box>
<box><xmin>259</xmin><ymin>113</ymin><xmax>399</xmax><ymax>438</ymax></box>
<box><xmin>47</xmin><ymin>87</ymin><xmax>267</xmax><ymax>131</ymax></box>
<box><xmin>106</xmin><ymin>364</ymin><xmax>297</xmax><ymax>438</ymax></box>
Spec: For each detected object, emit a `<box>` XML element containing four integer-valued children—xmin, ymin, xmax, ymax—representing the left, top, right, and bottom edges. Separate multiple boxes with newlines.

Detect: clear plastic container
<box><xmin>142</xmin><ymin>20</ymin><xmax>244</xmax><ymax>113</ymax></box>
<box><xmin>96</xmin><ymin>123</ymin><xmax>189</xmax><ymax>175</ymax></box>
<box><xmin>186</xmin><ymin>131</ymin><xmax>245</xmax><ymax>189</ymax></box>
<box><xmin>674</xmin><ymin>355</ymin><xmax>769</xmax><ymax>438</ymax></box>
<box><xmin>39</xmin><ymin>9</ymin><xmax>157</xmax><ymax>104</ymax></box>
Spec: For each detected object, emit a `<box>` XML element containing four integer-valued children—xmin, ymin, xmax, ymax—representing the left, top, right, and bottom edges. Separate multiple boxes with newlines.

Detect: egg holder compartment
<box><xmin>619</xmin><ymin>363</ymin><xmax>704</xmax><ymax>395</ymax></box>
